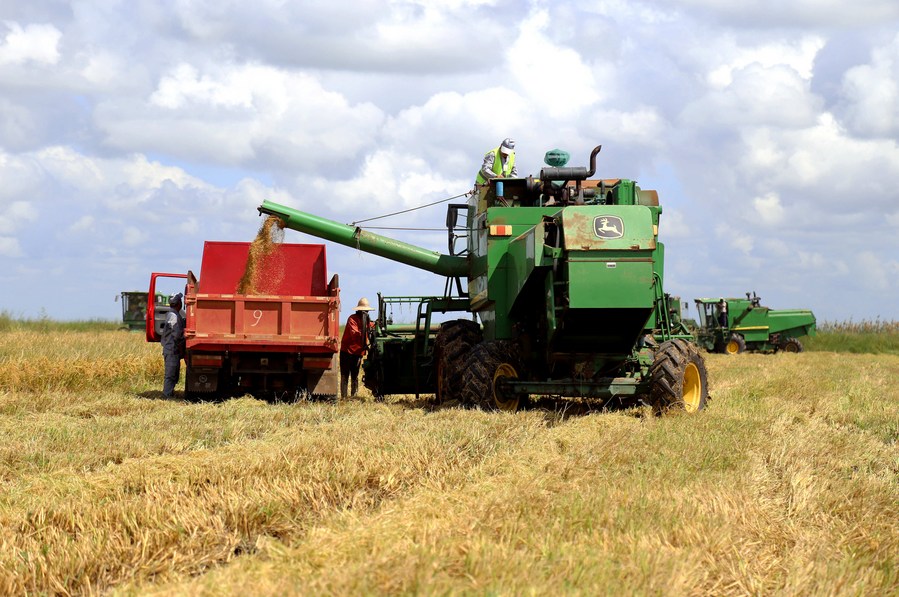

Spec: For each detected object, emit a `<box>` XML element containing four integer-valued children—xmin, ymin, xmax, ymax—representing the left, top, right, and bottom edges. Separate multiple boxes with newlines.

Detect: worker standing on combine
<box><xmin>475</xmin><ymin>138</ymin><xmax>517</xmax><ymax>186</ymax></box>
<box><xmin>340</xmin><ymin>297</ymin><xmax>375</xmax><ymax>398</ymax></box>
<box><xmin>161</xmin><ymin>293</ymin><xmax>186</xmax><ymax>398</ymax></box>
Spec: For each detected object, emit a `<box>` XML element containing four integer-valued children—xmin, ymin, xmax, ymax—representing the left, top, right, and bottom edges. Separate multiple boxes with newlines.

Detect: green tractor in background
<box><xmin>117</xmin><ymin>291</ymin><xmax>168</xmax><ymax>331</ymax></box>
<box><xmin>259</xmin><ymin>145</ymin><xmax>710</xmax><ymax>413</ymax></box>
<box><xmin>693</xmin><ymin>292</ymin><xmax>816</xmax><ymax>354</ymax></box>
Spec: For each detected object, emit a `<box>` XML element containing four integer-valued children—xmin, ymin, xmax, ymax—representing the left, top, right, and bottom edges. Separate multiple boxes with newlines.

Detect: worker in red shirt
<box><xmin>340</xmin><ymin>297</ymin><xmax>375</xmax><ymax>398</ymax></box>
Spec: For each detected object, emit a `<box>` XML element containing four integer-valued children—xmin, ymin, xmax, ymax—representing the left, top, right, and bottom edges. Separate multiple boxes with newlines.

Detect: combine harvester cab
<box><xmin>147</xmin><ymin>241</ymin><xmax>340</xmax><ymax>400</ymax></box>
<box><xmin>258</xmin><ymin>145</ymin><xmax>709</xmax><ymax>414</ymax></box>
<box><xmin>693</xmin><ymin>292</ymin><xmax>816</xmax><ymax>354</ymax></box>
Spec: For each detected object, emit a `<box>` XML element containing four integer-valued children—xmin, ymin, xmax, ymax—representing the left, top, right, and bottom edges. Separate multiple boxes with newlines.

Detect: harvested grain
<box><xmin>237</xmin><ymin>216</ymin><xmax>285</xmax><ymax>294</ymax></box>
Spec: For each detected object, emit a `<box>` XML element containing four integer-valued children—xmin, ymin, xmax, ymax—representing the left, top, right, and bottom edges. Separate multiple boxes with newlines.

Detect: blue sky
<box><xmin>1</xmin><ymin>0</ymin><xmax>898</xmax><ymax>323</ymax></box>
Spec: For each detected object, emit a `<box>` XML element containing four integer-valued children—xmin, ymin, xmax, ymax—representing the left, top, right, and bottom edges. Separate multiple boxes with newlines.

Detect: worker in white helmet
<box><xmin>475</xmin><ymin>138</ymin><xmax>517</xmax><ymax>186</ymax></box>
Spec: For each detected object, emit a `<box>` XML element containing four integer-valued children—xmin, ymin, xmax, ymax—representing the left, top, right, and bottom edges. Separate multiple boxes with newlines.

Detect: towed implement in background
<box><xmin>259</xmin><ymin>145</ymin><xmax>710</xmax><ymax>413</ymax></box>
<box><xmin>360</xmin><ymin>294</ymin><xmax>468</xmax><ymax>400</ymax></box>
<box><xmin>146</xmin><ymin>241</ymin><xmax>340</xmax><ymax>400</ymax></box>
<box><xmin>693</xmin><ymin>292</ymin><xmax>816</xmax><ymax>354</ymax></box>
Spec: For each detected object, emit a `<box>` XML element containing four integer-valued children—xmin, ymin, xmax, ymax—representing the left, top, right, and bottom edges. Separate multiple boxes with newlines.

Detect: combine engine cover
<box><xmin>557</xmin><ymin>205</ymin><xmax>657</xmax><ymax>355</ymax></box>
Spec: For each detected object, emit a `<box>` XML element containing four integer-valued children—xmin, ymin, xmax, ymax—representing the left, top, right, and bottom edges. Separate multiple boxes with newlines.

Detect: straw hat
<box><xmin>354</xmin><ymin>297</ymin><xmax>374</xmax><ymax>311</ymax></box>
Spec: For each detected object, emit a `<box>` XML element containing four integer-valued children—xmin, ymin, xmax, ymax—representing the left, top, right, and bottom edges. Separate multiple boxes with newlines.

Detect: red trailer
<box><xmin>147</xmin><ymin>241</ymin><xmax>340</xmax><ymax>400</ymax></box>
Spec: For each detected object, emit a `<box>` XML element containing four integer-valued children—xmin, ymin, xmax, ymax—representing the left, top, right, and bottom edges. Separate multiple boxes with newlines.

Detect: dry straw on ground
<box><xmin>0</xmin><ymin>331</ymin><xmax>896</xmax><ymax>595</ymax></box>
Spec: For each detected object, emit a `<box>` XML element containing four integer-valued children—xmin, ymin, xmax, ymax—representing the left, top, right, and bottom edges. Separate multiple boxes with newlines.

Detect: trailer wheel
<box><xmin>461</xmin><ymin>341</ymin><xmax>523</xmax><ymax>412</ymax></box>
<box><xmin>723</xmin><ymin>334</ymin><xmax>746</xmax><ymax>355</ymax></box>
<box><xmin>650</xmin><ymin>339</ymin><xmax>709</xmax><ymax>414</ymax></box>
<box><xmin>433</xmin><ymin>319</ymin><xmax>482</xmax><ymax>404</ymax></box>
<box><xmin>781</xmin><ymin>338</ymin><xmax>804</xmax><ymax>353</ymax></box>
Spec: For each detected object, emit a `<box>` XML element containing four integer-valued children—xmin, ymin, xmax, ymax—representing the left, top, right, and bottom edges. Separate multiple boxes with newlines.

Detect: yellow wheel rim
<box><xmin>783</xmin><ymin>342</ymin><xmax>798</xmax><ymax>353</ymax></box>
<box><xmin>682</xmin><ymin>362</ymin><xmax>702</xmax><ymax>412</ymax></box>
<box><xmin>493</xmin><ymin>363</ymin><xmax>520</xmax><ymax>412</ymax></box>
<box><xmin>725</xmin><ymin>340</ymin><xmax>740</xmax><ymax>354</ymax></box>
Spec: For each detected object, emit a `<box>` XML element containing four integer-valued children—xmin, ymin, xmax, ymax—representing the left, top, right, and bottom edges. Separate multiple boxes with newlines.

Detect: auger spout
<box><xmin>258</xmin><ymin>200</ymin><xmax>469</xmax><ymax>278</ymax></box>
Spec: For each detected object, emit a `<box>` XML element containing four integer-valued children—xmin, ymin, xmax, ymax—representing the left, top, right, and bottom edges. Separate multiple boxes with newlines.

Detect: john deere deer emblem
<box><xmin>593</xmin><ymin>216</ymin><xmax>624</xmax><ymax>239</ymax></box>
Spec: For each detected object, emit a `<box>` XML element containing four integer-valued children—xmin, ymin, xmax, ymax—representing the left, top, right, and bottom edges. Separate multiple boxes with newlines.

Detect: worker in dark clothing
<box><xmin>161</xmin><ymin>293</ymin><xmax>186</xmax><ymax>397</ymax></box>
<box><xmin>340</xmin><ymin>297</ymin><xmax>375</xmax><ymax>398</ymax></box>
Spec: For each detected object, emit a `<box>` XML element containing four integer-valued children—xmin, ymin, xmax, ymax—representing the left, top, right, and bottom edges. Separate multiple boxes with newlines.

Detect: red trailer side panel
<box><xmin>197</xmin><ymin>241</ymin><xmax>327</xmax><ymax>296</ymax></box>
<box><xmin>185</xmin><ymin>241</ymin><xmax>340</xmax><ymax>354</ymax></box>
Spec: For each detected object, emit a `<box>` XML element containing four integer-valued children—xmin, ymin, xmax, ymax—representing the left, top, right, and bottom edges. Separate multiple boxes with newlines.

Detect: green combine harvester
<box><xmin>117</xmin><ymin>291</ymin><xmax>167</xmax><ymax>331</ymax></box>
<box><xmin>258</xmin><ymin>145</ymin><xmax>709</xmax><ymax>413</ymax></box>
<box><xmin>693</xmin><ymin>292</ymin><xmax>816</xmax><ymax>354</ymax></box>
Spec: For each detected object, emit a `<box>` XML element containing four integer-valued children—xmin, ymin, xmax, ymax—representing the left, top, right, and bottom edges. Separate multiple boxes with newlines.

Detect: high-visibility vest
<box><xmin>475</xmin><ymin>147</ymin><xmax>515</xmax><ymax>184</ymax></box>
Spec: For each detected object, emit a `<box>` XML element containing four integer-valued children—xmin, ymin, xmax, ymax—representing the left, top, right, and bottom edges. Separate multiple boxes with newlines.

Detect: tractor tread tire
<box><xmin>434</xmin><ymin>320</ymin><xmax>482</xmax><ymax>403</ymax></box>
<box><xmin>722</xmin><ymin>333</ymin><xmax>746</xmax><ymax>355</ymax></box>
<box><xmin>650</xmin><ymin>339</ymin><xmax>709</xmax><ymax>414</ymax></box>
<box><xmin>781</xmin><ymin>338</ymin><xmax>804</xmax><ymax>353</ymax></box>
<box><xmin>460</xmin><ymin>341</ymin><xmax>522</xmax><ymax>411</ymax></box>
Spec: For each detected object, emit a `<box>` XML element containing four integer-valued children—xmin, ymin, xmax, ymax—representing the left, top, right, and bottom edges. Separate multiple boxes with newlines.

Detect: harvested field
<box><xmin>0</xmin><ymin>330</ymin><xmax>896</xmax><ymax>595</ymax></box>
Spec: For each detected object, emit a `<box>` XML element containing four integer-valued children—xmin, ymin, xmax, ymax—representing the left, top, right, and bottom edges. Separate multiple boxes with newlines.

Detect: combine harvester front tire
<box><xmin>461</xmin><ymin>341</ymin><xmax>523</xmax><ymax>412</ymax></box>
<box><xmin>722</xmin><ymin>334</ymin><xmax>746</xmax><ymax>355</ymax></box>
<box><xmin>434</xmin><ymin>320</ymin><xmax>482</xmax><ymax>404</ymax></box>
<box><xmin>650</xmin><ymin>339</ymin><xmax>709</xmax><ymax>414</ymax></box>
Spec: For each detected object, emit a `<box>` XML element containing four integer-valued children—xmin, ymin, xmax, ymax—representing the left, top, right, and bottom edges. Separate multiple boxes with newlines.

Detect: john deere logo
<box><xmin>594</xmin><ymin>215</ymin><xmax>624</xmax><ymax>239</ymax></box>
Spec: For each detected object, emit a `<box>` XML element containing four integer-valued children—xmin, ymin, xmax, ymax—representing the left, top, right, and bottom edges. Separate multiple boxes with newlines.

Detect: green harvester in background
<box><xmin>693</xmin><ymin>292</ymin><xmax>816</xmax><ymax>354</ymax></box>
<box><xmin>116</xmin><ymin>291</ymin><xmax>168</xmax><ymax>331</ymax></box>
<box><xmin>259</xmin><ymin>145</ymin><xmax>710</xmax><ymax>413</ymax></box>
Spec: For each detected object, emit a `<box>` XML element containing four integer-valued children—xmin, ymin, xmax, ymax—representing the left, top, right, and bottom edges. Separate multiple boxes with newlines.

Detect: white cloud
<box><xmin>661</xmin><ymin>209</ymin><xmax>690</xmax><ymax>238</ymax></box>
<box><xmin>69</xmin><ymin>215</ymin><xmax>94</xmax><ymax>233</ymax></box>
<box><xmin>307</xmin><ymin>149</ymin><xmax>462</xmax><ymax>215</ymax></box>
<box><xmin>179</xmin><ymin>217</ymin><xmax>199</xmax><ymax>235</ymax></box>
<box><xmin>120</xmin><ymin>154</ymin><xmax>208</xmax><ymax>196</ymax></box>
<box><xmin>99</xmin><ymin>62</ymin><xmax>385</xmax><ymax>170</ymax></box>
<box><xmin>79</xmin><ymin>50</ymin><xmax>126</xmax><ymax>86</ymax></box>
<box><xmin>122</xmin><ymin>226</ymin><xmax>146</xmax><ymax>247</ymax></box>
<box><xmin>646</xmin><ymin>1</ymin><xmax>899</xmax><ymax>27</ymax></box>
<box><xmin>0</xmin><ymin>236</ymin><xmax>22</xmax><ymax>257</ymax></box>
<box><xmin>508</xmin><ymin>9</ymin><xmax>603</xmax><ymax>112</ymax></box>
<box><xmin>752</xmin><ymin>192</ymin><xmax>784</xmax><ymax>225</ymax></box>
<box><xmin>683</xmin><ymin>63</ymin><xmax>821</xmax><ymax>130</ymax></box>
<box><xmin>856</xmin><ymin>250</ymin><xmax>898</xmax><ymax>290</ymax></box>
<box><xmin>839</xmin><ymin>32</ymin><xmax>899</xmax><ymax>137</ymax></box>
<box><xmin>150</xmin><ymin>63</ymin><xmax>256</xmax><ymax>110</ymax></box>
<box><xmin>795</xmin><ymin>250</ymin><xmax>830</xmax><ymax>270</ymax></box>
<box><xmin>0</xmin><ymin>22</ymin><xmax>61</xmax><ymax>66</ymax></box>
<box><xmin>0</xmin><ymin>200</ymin><xmax>37</xmax><ymax>235</ymax></box>
<box><xmin>35</xmin><ymin>146</ymin><xmax>106</xmax><ymax>191</ymax></box>
<box><xmin>714</xmin><ymin>223</ymin><xmax>755</xmax><ymax>255</ymax></box>
<box><xmin>707</xmin><ymin>36</ymin><xmax>825</xmax><ymax>87</ymax></box>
